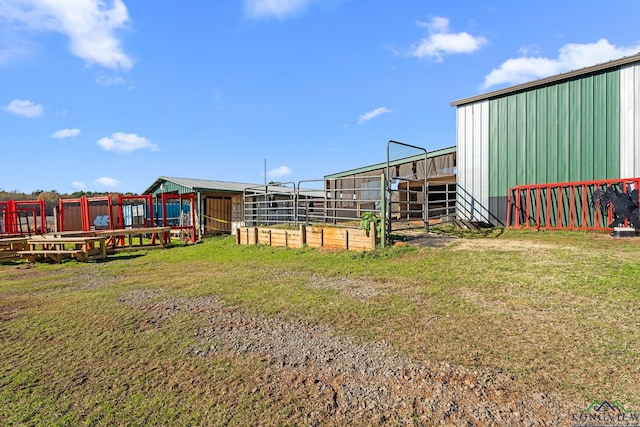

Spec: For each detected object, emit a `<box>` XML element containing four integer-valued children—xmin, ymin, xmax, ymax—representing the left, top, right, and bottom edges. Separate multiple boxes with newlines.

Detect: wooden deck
<box><xmin>96</xmin><ymin>226</ymin><xmax>172</xmax><ymax>251</ymax></box>
<box><xmin>2</xmin><ymin>226</ymin><xmax>173</xmax><ymax>263</ymax></box>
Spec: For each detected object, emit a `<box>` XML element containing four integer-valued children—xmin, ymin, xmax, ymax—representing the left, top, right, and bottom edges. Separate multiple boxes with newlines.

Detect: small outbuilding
<box><xmin>143</xmin><ymin>176</ymin><xmax>263</xmax><ymax>236</ymax></box>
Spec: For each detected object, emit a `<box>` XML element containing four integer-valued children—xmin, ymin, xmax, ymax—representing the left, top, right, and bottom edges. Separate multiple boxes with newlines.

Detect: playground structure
<box><xmin>0</xmin><ymin>193</ymin><xmax>197</xmax><ymax>263</ymax></box>
<box><xmin>58</xmin><ymin>193</ymin><xmax>197</xmax><ymax>242</ymax></box>
<box><xmin>1</xmin><ymin>193</ymin><xmax>197</xmax><ymax>242</ymax></box>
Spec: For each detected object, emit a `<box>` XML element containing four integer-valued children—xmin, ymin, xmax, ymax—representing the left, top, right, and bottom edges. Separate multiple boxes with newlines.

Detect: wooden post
<box><xmin>370</xmin><ymin>221</ymin><xmax>377</xmax><ymax>249</ymax></box>
<box><xmin>53</xmin><ymin>206</ymin><xmax>59</xmax><ymax>233</ymax></box>
<box><xmin>300</xmin><ymin>224</ymin><xmax>306</xmax><ymax>247</ymax></box>
<box><xmin>253</xmin><ymin>227</ymin><xmax>258</xmax><ymax>244</ymax></box>
<box><xmin>236</xmin><ymin>228</ymin><xmax>241</xmax><ymax>245</ymax></box>
<box><xmin>345</xmin><ymin>230</ymin><xmax>349</xmax><ymax>251</ymax></box>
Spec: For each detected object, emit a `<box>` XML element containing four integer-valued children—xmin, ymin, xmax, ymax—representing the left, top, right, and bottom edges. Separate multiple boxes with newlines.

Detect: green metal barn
<box><xmin>451</xmin><ymin>53</ymin><xmax>640</xmax><ymax>226</ymax></box>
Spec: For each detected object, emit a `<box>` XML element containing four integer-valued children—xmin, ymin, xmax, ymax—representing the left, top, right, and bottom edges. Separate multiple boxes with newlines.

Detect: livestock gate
<box><xmin>243</xmin><ymin>178</ymin><xmax>384</xmax><ymax>227</ymax></box>
<box><xmin>507</xmin><ymin>177</ymin><xmax>640</xmax><ymax>231</ymax></box>
<box><xmin>386</xmin><ymin>140</ymin><xmax>428</xmax><ymax>237</ymax></box>
<box><xmin>243</xmin><ymin>183</ymin><xmax>298</xmax><ymax>227</ymax></box>
<box><xmin>242</xmin><ymin>178</ymin><xmax>386</xmax><ymax>244</ymax></box>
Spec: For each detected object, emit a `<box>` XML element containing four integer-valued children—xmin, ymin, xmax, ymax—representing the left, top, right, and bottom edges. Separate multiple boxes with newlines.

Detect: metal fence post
<box><xmin>380</xmin><ymin>172</ymin><xmax>386</xmax><ymax>249</ymax></box>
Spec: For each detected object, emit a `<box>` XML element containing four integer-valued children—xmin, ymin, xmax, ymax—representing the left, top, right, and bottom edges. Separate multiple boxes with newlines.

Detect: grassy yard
<box><xmin>1</xmin><ymin>229</ymin><xmax>639</xmax><ymax>425</ymax></box>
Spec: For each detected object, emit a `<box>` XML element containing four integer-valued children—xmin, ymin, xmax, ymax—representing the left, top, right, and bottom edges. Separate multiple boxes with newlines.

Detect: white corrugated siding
<box><xmin>620</xmin><ymin>64</ymin><xmax>640</xmax><ymax>178</ymax></box>
<box><xmin>456</xmin><ymin>101</ymin><xmax>489</xmax><ymax>221</ymax></box>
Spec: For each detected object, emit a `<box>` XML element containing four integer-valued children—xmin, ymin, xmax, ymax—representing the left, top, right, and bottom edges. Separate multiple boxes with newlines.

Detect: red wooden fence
<box><xmin>506</xmin><ymin>178</ymin><xmax>640</xmax><ymax>231</ymax></box>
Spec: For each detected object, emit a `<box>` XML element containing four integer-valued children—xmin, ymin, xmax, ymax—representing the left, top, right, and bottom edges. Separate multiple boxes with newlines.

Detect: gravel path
<box><xmin>120</xmin><ymin>289</ymin><xmax>578</xmax><ymax>426</ymax></box>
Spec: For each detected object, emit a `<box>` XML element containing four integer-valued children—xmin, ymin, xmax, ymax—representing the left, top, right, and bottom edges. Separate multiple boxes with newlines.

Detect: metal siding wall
<box><xmin>477</xmin><ymin>101</ymin><xmax>489</xmax><ymax>220</ymax></box>
<box><xmin>488</xmin><ymin>70</ymin><xmax>619</xmax><ymax>199</ymax></box>
<box><xmin>581</xmin><ymin>76</ymin><xmax>595</xmax><ymax>179</ymax></box>
<box><xmin>568</xmin><ymin>80</ymin><xmax>582</xmax><ymax>181</ymax></box>
<box><xmin>526</xmin><ymin>91</ymin><xmax>538</xmax><ymax>184</ymax></box>
<box><xmin>506</xmin><ymin>97</ymin><xmax>517</xmax><ymax>189</ymax></box>
<box><xmin>456</xmin><ymin>102</ymin><xmax>489</xmax><ymax>222</ymax></box>
<box><xmin>516</xmin><ymin>93</ymin><xmax>528</xmax><ymax>185</ymax></box>
<box><xmin>607</xmin><ymin>71</ymin><xmax>621</xmax><ymax>177</ymax></box>
<box><xmin>456</xmin><ymin>106</ymin><xmax>468</xmax><ymax>218</ymax></box>
<box><xmin>593</xmin><ymin>75</ymin><xmax>608</xmax><ymax>176</ymax></box>
<box><xmin>621</xmin><ymin>64</ymin><xmax>640</xmax><ymax>178</ymax></box>
<box><xmin>546</xmin><ymin>86</ymin><xmax>559</xmax><ymax>183</ymax></box>
<box><xmin>150</xmin><ymin>180</ymin><xmax>192</xmax><ymax>197</ymax></box>
<box><xmin>536</xmin><ymin>87</ymin><xmax>548</xmax><ymax>182</ymax></box>
<box><xmin>557</xmin><ymin>83</ymin><xmax>570</xmax><ymax>183</ymax></box>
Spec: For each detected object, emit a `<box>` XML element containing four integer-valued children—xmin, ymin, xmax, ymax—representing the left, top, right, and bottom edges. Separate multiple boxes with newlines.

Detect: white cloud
<box><xmin>358</xmin><ymin>107</ymin><xmax>392</xmax><ymax>124</ymax></box>
<box><xmin>483</xmin><ymin>38</ymin><xmax>640</xmax><ymax>89</ymax></box>
<box><xmin>51</xmin><ymin>128</ymin><xmax>80</xmax><ymax>139</ymax></box>
<box><xmin>409</xmin><ymin>16</ymin><xmax>486</xmax><ymax>62</ymax></box>
<box><xmin>267</xmin><ymin>165</ymin><xmax>292</xmax><ymax>178</ymax></box>
<box><xmin>71</xmin><ymin>180</ymin><xmax>86</xmax><ymax>190</ymax></box>
<box><xmin>0</xmin><ymin>0</ymin><xmax>133</xmax><ymax>70</ymax></box>
<box><xmin>243</xmin><ymin>0</ymin><xmax>313</xmax><ymax>20</ymax></box>
<box><xmin>93</xmin><ymin>177</ymin><xmax>120</xmax><ymax>188</ymax></box>
<box><xmin>3</xmin><ymin>99</ymin><xmax>43</xmax><ymax>118</ymax></box>
<box><xmin>97</xmin><ymin>132</ymin><xmax>158</xmax><ymax>153</ymax></box>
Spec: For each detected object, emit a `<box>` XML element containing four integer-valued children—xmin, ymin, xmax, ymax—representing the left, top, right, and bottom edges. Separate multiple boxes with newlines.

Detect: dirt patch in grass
<box><xmin>304</xmin><ymin>275</ymin><xmax>389</xmax><ymax>300</ymax></box>
<box><xmin>450</xmin><ymin>238</ymin><xmax>577</xmax><ymax>252</ymax></box>
<box><xmin>122</xmin><ymin>289</ymin><xmax>578</xmax><ymax>425</ymax></box>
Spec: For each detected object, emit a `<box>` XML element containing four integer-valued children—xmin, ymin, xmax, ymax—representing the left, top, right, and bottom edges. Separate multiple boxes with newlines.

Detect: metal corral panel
<box><xmin>621</xmin><ymin>64</ymin><xmax>640</xmax><ymax>178</ymax></box>
<box><xmin>456</xmin><ymin>101</ymin><xmax>489</xmax><ymax>223</ymax></box>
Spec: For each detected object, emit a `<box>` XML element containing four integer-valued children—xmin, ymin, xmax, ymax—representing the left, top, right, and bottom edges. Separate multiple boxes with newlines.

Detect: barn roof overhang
<box><xmin>450</xmin><ymin>52</ymin><xmax>640</xmax><ymax>107</ymax></box>
<box><xmin>324</xmin><ymin>145</ymin><xmax>456</xmax><ymax>179</ymax></box>
<box><xmin>142</xmin><ymin>176</ymin><xmax>323</xmax><ymax>198</ymax></box>
<box><xmin>142</xmin><ymin>176</ymin><xmax>265</xmax><ymax>195</ymax></box>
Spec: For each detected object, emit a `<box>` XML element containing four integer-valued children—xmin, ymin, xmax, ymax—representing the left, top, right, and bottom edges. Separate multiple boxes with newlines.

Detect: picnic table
<box><xmin>19</xmin><ymin>236</ymin><xmax>107</xmax><ymax>263</ymax></box>
<box><xmin>96</xmin><ymin>226</ymin><xmax>172</xmax><ymax>250</ymax></box>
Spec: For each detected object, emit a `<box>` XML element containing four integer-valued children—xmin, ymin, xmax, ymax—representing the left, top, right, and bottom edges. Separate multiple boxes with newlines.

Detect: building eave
<box><xmin>450</xmin><ymin>52</ymin><xmax>640</xmax><ymax>107</ymax></box>
<box><xmin>324</xmin><ymin>145</ymin><xmax>456</xmax><ymax>179</ymax></box>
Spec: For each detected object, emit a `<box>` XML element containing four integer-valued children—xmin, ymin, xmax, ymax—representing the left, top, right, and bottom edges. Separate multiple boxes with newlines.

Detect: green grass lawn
<box><xmin>1</xmin><ymin>229</ymin><xmax>639</xmax><ymax>425</ymax></box>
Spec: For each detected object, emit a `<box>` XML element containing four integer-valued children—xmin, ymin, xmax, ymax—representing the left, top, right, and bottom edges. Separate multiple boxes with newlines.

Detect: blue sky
<box><xmin>2</xmin><ymin>0</ymin><xmax>640</xmax><ymax>194</ymax></box>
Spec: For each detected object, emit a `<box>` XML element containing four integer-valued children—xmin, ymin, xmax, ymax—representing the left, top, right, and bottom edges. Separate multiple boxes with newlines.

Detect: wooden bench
<box><xmin>21</xmin><ymin>236</ymin><xmax>107</xmax><ymax>263</ymax></box>
<box><xmin>0</xmin><ymin>237</ymin><xmax>29</xmax><ymax>261</ymax></box>
<box><xmin>18</xmin><ymin>249</ymin><xmax>86</xmax><ymax>263</ymax></box>
<box><xmin>0</xmin><ymin>250</ymin><xmax>20</xmax><ymax>260</ymax></box>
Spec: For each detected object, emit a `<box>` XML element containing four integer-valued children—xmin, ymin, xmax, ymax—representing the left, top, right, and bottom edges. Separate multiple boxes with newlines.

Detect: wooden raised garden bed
<box><xmin>237</xmin><ymin>225</ymin><xmax>376</xmax><ymax>252</ymax></box>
